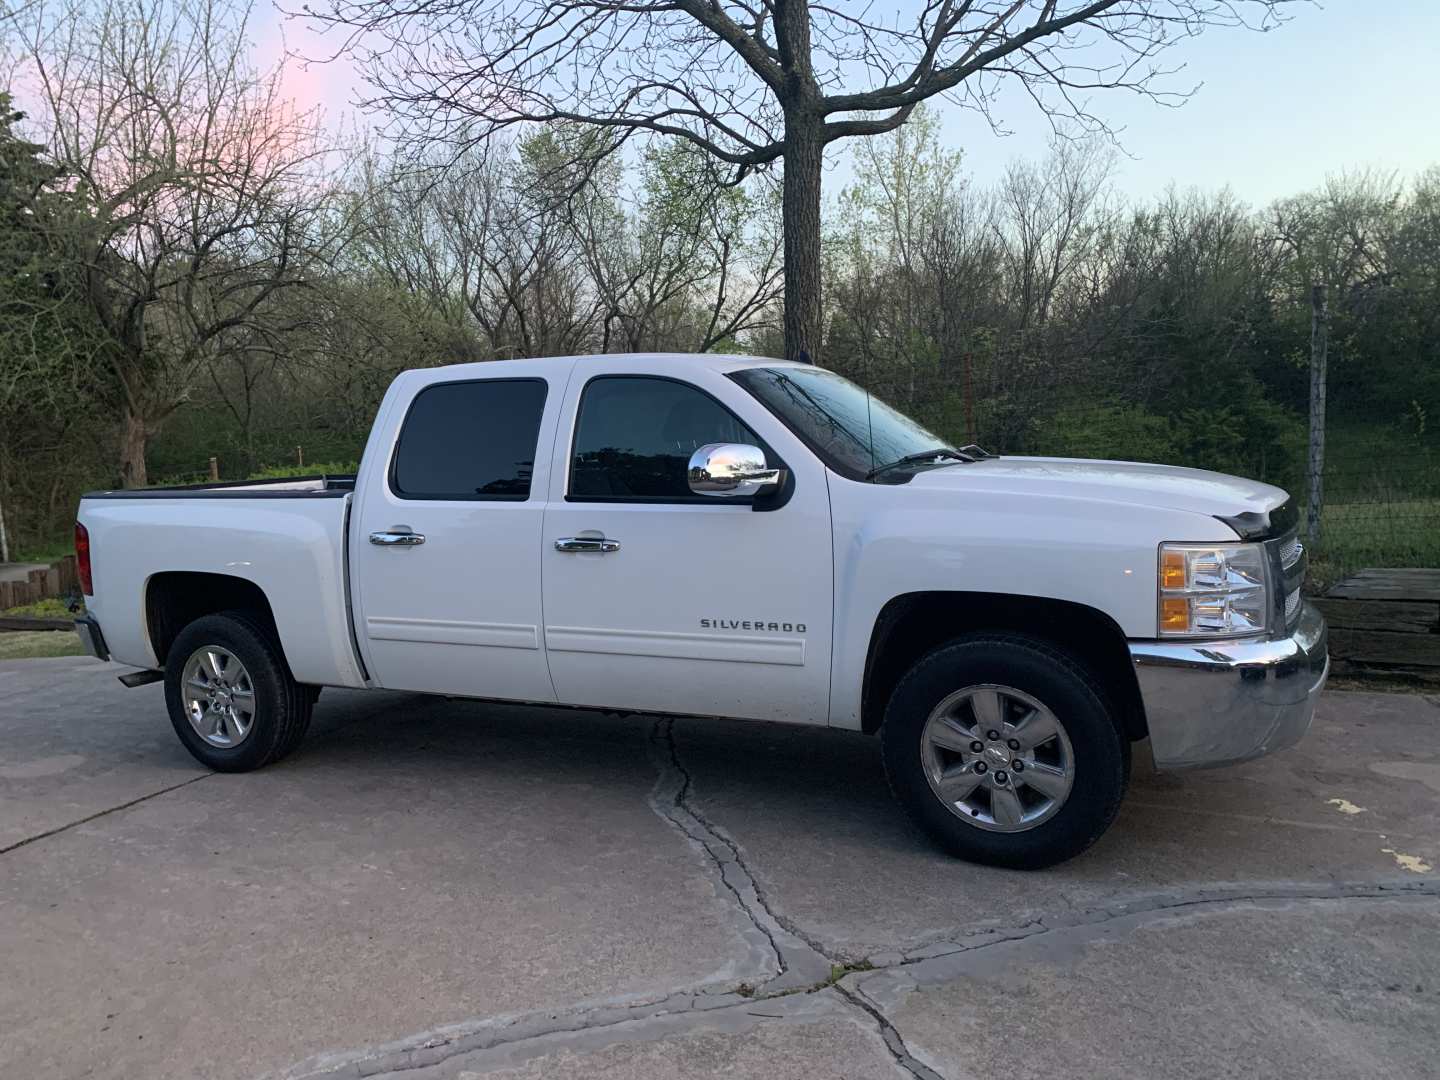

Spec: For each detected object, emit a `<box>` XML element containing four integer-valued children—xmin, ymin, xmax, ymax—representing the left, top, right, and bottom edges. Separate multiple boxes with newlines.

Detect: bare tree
<box><xmin>354</xmin><ymin>131</ymin><xmax>780</xmax><ymax>358</ymax></box>
<box><xmin>1000</xmin><ymin>139</ymin><xmax>1115</xmax><ymax>330</ymax></box>
<box><xmin>569</xmin><ymin>140</ymin><xmax>781</xmax><ymax>353</ymax></box>
<box><xmin>831</xmin><ymin>107</ymin><xmax>965</xmax><ymax>405</ymax></box>
<box><xmin>16</xmin><ymin>0</ymin><xmax>342</xmax><ymax>486</ymax></box>
<box><xmin>356</xmin><ymin>138</ymin><xmax>603</xmax><ymax>359</ymax></box>
<box><xmin>310</xmin><ymin>0</ymin><xmax>1295</xmax><ymax>361</ymax></box>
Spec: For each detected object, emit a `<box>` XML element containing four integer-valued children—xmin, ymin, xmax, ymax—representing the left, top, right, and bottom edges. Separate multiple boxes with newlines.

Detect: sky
<box><xmin>256</xmin><ymin>0</ymin><xmax>1440</xmax><ymax>209</ymax></box>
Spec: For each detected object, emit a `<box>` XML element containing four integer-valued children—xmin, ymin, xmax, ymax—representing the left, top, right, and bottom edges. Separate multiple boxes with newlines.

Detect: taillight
<box><xmin>75</xmin><ymin>521</ymin><xmax>93</xmax><ymax>595</ymax></box>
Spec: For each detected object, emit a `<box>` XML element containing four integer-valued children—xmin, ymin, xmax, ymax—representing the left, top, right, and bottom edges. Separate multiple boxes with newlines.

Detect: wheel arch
<box><xmin>146</xmin><ymin>571</ymin><xmax>280</xmax><ymax>668</ymax></box>
<box><xmin>860</xmin><ymin>591</ymin><xmax>1146</xmax><ymax>741</ymax></box>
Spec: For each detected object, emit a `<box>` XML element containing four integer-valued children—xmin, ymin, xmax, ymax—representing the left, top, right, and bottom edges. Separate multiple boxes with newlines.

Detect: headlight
<box><xmin>1157</xmin><ymin>543</ymin><xmax>1269</xmax><ymax>638</ymax></box>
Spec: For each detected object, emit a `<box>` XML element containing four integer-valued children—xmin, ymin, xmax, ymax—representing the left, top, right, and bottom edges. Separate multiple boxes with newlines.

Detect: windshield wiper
<box><xmin>866</xmin><ymin>447</ymin><xmax>973</xmax><ymax>480</ymax></box>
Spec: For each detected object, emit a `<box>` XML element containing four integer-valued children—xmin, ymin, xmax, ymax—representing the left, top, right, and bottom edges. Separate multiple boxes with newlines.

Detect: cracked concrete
<box><xmin>280</xmin><ymin>886</ymin><xmax>1440</xmax><ymax>1080</ymax></box>
<box><xmin>647</xmin><ymin>718</ymin><xmax>833</xmax><ymax>990</ymax></box>
<box><xmin>867</xmin><ymin>895</ymin><xmax>1440</xmax><ymax>1080</ymax></box>
<box><xmin>666</xmin><ymin>689</ymin><xmax>1440</xmax><ymax>958</ymax></box>
<box><xmin>1</xmin><ymin>658</ymin><xmax>1437</xmax><ymax>1079</ymax></box>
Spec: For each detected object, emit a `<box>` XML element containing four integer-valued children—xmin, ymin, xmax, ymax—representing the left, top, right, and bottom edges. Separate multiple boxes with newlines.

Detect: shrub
<box><xmin>247</xmin><ymin>462</ymin><xmax>359</xmax><ymax>480</ymax></box>
<box><xmin>1034</xmin><ymin>405</ymin><xmax>1180</xmax><ymax>464</ymax></box>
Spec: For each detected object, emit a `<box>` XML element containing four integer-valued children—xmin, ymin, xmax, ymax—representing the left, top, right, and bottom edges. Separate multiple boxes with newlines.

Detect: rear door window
<box><xmin>391</xmin><ymin>379</ymin><xmax>547</xmax><ymax>500</ymax></box>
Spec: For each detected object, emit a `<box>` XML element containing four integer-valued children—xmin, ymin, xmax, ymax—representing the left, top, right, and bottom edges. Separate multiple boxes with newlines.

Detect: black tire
<box><xmin>163</xmin><ymin>610</ymin><xmax>313</xmax><ymax>772</ymax></box>
<box><xmin>880</xmin><ymin>633</ymin><xmax>1128</xmax><ymax>870</ymax></box>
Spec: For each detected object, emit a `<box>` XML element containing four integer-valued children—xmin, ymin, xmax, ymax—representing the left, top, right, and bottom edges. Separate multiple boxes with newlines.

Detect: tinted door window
<box><xmin>570</xmin><ymin>377</ymin><xmax>763</xmax><ymax>499</ymax></box>
<box><xmin>391</xmin><ymin>379</ymin><xmax>547</xmax><ymax>500</ymax></box>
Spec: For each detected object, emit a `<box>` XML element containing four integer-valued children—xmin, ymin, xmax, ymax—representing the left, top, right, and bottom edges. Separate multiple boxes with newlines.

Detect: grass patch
<box><xmin>829</xmin><ymin>960</ymin><xmax>876</xmax><ymax>982</ymax></box>
<box><xmin>6</xmin><ymin>541</ymin><xmax>73</xmax><ymax>564</ymax></box>
<box><xmin>1308</xmin><ymin>498</ymin><xmax>1440</xmax><ymax>588</ymax></box>
<box><xmin>247</xmin><ymin>461</ymin><xmax>358</xmax><ymax>480</ymax></box>
<box><xmin>0</xmin><ymin>631</ymin><xmax>86</xmax><ymax>659</ymax></box>
<box><xmin>2</xmin><ymin>597</ymin><xmax>81</xmax><ymax>619</ymax></box>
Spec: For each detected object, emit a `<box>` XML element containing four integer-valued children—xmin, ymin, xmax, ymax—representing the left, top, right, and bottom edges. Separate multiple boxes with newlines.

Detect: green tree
<box><xmin>0</xmin><ymin>93</ymin><xmax>114</xmax><ymax>555</ymax></box>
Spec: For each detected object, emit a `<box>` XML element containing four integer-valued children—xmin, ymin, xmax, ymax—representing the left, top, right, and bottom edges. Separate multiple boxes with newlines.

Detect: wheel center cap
<box><xmin>984</xmin><ymin>745</ymin><xmax>1009</xmax><ymax>767</ymax></box>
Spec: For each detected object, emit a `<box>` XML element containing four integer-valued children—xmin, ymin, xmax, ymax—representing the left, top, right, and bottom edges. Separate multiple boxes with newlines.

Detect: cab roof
<box><xmin>414</xmin><ymin>352</ymin><xmax>808</xmax><ymax>380</ymax></box>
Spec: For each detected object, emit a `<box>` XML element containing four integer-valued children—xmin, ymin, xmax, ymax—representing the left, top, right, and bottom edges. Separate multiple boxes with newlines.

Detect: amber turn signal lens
<box><xmin>1160</xmin><ymin>597</ymin><xmax>1189</xmax><ymax>632</ymax></box>
<box><xmin>1161</xmin><ymin>549</ymin><xmax>1187</xmax><ymax>590</ymax></box>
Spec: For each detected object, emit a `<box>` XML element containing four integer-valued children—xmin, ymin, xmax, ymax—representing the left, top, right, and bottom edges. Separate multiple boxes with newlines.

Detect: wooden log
<box><xmin>0</xmin><ymin>616</ymin><xmax>74</xmax><ymax>631</ymax></box>
<box><xmin>1312</xmin><ymin>598</ymin><xmax>1438</xmax><ymax>634</ymax></box>
<box><xmin>1326</xmin><ymin>569</ymin><xmax>1440</xmax><ymax>602</ymax></box>
<box><xmin>1328</xmin><ymin>627</ymin><xmax>1440</xmax><ymax>669</ymax></box>
<box><xmin>1330</xmin><ymin>659</ymin><xmax>1440</xmax><ymax>685</ymax></box>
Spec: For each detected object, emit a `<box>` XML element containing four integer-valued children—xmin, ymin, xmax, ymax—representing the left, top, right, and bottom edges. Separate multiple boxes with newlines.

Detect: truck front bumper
<box><xmin>1128</xmin><ymin>601</ymin><xmax>1328</xmax><ymax>770</ymax></box>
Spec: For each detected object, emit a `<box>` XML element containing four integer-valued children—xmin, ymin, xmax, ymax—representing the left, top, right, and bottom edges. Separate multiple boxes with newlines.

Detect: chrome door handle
<box><xmin>554</xmin><ymin>536</ymin><xmax>620</xmax><ymax>553</ymax></box>
<box><xmin>369</xmin><ymin>530</ymin><xmax>426</xmax><ymax>547</ymax></box>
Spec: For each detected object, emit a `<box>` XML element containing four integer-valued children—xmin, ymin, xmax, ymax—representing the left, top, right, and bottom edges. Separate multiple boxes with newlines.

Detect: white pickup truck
<box><xmin>74</xmin><ymin>353</ymin><xmax>1327</xmax><ymax>868</ymax></box>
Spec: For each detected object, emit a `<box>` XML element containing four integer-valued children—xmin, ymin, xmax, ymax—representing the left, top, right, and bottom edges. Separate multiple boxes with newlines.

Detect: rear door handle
<box><xmin>370</xmin><ymin>529</ymin><xmax>426</xmax><ymax>547</ymax></box>
<box><xmin>554</xmin><ymin>536</ymin><xmax>620</xmax><ymax>553</ymax></box>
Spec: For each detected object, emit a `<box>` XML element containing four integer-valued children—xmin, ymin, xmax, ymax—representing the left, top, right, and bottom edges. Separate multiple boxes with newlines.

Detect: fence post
<box><xmin>962</xmin><ymin>352</ymin><xmax>976</xmax><ymax>446</ymax></box>
<box><xmin>1306</xmin><ymin>283</ymin><xmax>1328</xmax><ymax>545</ymax></box>
<box><xmin>208</xmin><ymin>456</ymin><xmax>220</xmax><ymax>483</ymax></box>
<box><xmin>296</xmin><ymin>445</ymin><xmax>304</xmax><ymax>468</ymax></box>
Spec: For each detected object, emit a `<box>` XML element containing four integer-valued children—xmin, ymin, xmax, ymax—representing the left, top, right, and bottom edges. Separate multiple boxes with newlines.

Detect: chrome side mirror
<box><xmin>688</xmin><ymin>443</ymin><xmax>785</xmax><ymax>498</ymax></box>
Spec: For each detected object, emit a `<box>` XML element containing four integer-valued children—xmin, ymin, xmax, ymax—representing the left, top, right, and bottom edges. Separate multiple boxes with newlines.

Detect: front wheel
<box><xmin>164</xmin><ymin>611</ymin><xmax>313</xmax><ymax>772</ymax></box>
<box><xmin>881</xmin><ymin>634</ymin><xmax>1128</xmax><ymax>869</ymax></box>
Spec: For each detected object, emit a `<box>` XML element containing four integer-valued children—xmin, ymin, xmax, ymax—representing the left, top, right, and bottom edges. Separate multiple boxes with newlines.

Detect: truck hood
<box><xmin>905</xmin><ymin>456</ymin><xmax>1289</xmax><ymax>526</ymax></box>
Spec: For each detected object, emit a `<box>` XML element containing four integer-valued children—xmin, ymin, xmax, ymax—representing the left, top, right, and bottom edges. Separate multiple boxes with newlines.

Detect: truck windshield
<box><xmin>730</xmin><ymin>366</ymin><xmax>957</xmax><ymax>482</ymax></box>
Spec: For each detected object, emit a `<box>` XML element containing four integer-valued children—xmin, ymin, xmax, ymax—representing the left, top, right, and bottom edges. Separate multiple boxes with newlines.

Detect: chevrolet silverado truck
<box><xmin>73</xmin><ymin>353</ymin><xmax>1328</xmax><ymax>868</ymax></box>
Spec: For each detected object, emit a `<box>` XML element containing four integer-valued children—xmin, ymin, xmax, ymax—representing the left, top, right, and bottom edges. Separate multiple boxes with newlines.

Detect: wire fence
<box><xmin>832</xmin><ymin>348</ymin><xmax>1439</xmax><ymax>590</ymax></box>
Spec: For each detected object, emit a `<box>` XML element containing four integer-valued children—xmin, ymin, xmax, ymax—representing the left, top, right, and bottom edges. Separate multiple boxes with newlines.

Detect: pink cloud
<box><xmin>250</xmin><ymin>3</ymin><xmax>363</xmax><ymax>126</ymax></box>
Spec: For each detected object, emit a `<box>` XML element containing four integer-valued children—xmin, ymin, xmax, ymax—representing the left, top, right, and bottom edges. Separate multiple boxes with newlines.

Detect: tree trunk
<box><xmin>1306</xmin><ymin>283</ymin><xmax>1328</xmax><ymax>544</ymax></box>
<box><xmin>0</xmin><ymin>442</ymin><xmax>10</xmax><ymax>563</ymax></box>
<box><xmin>120</xmin><ymin>406</ymin><xmax>150</xmax><ymax>489</ymax></box>
<box><xmin>782</xmin><ymin>111</ymin><xmax>824</xmax><ymax>363</ymax></box>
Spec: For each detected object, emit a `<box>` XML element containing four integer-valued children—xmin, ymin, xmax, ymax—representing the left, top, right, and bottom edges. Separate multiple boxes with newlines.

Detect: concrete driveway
<box><xmin>1</xmin><ymin>656</ymin><xmax>1436</xmax><ymax>1080</ymax></box>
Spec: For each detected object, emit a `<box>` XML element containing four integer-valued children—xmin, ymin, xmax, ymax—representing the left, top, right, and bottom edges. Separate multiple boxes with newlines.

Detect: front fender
<box><xmin>826</xmin><ymin>479</ymin><xmax>1237</xmax><ymax>728</ymax></box>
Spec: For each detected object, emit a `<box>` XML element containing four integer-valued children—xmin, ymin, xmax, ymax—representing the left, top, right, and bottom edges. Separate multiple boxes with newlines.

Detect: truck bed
<box><xmin>78</xmin><ymin>482</ymin><xmax>366</xmax><ymax>688</ymax></box>
<box><xmin>82</xmin><ymin>474</ymin><xmax>356</xmax><ymax>499</ymax></box>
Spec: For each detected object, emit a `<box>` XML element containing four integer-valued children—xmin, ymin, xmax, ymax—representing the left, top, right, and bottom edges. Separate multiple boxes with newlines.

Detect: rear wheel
<box><xmin>164</xmin><ymin>611</ymin><xmax>313</xmax><ymax>772</ymax></box>
<box><xmin>881</xmin><ymin>633</ymin><xmax>1128</xmax><ymax>869</ymax></box>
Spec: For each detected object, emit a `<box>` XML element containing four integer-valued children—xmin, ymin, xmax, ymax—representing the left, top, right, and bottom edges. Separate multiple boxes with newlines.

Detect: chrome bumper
<box><xmin>1129</xmin><ymin>601</ymin><xmax>1328</xmax><ymax>770</ymax></box>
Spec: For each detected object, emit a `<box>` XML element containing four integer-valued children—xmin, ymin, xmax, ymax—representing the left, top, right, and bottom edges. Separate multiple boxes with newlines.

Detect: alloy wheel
<box><xmin>920</xmin><ymin>683</ymin><xmax>1075</xmax><ymax>833</ymax></box>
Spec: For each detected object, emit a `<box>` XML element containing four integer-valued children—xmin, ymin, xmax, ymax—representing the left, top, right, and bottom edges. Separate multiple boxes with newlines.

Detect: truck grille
<box><xmin>1266</xmin><ymin>528</ymin><xmax>1306</xmax><ymax>632</ymax></box>
<box><xmin>1279</xmin><ymin>534</ymin><xmax>1304</xmax><ymax>571</ymax></box>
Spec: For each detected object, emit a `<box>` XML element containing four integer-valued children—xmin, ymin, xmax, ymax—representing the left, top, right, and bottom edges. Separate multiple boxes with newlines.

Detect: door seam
<box><xmin>537</xmin><ymin>357</ymin><xmax>582</xmax><ymax>702</ymax></box>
